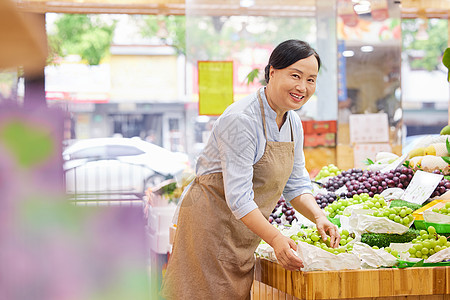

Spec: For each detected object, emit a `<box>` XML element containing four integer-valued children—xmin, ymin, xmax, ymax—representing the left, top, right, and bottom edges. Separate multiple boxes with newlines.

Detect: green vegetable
<box><xmin>389</xmin><ymin>199</ymin><xmax>422</xmax><ymax>211</ymax></box>
<box><xmin>162</xmin><ymin>182</ymin><xmax>177</xmax><ymax>195</ymax></box>
<box><xmin>361</xmin><ymin>229</ymin><xmax>420</xmax><ymax>248</ymax></box>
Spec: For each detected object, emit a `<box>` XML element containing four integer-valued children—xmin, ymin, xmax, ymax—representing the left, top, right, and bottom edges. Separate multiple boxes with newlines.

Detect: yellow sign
<box><xmin>198</xmin><ymin>61</ymin><xmax>233</xmax><ymax>116</ymax></box>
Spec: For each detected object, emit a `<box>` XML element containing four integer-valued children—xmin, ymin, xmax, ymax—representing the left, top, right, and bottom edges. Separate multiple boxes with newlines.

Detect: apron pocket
<box><xmin>217</xmin><ymin>216</ymin><xmax>260</xmax><ymax>266</ymax></box>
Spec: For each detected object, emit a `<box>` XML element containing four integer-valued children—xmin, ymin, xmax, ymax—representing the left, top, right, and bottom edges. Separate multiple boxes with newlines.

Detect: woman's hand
<box><xmin>315</xmin><ymin>215</ymin><xmax>340</xmax><ymax>248</ymax></box>
<box><xmin>270</xmin><ymin>234</ymin><xmax>304</xmax><ymax>271</ymax></box>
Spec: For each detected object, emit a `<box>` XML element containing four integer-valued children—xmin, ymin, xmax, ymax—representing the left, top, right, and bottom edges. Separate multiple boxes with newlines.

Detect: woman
<box><xmin>161</xmin><ymin>39</ymin><xmax>340</xmax><ymax>300</ymax></box>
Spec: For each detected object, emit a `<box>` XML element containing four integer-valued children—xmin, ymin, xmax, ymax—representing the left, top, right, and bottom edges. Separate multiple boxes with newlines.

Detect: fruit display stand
<box><xmin>251</xmin><ymin>257</ymin><xmax>450</xmax><ymax>300</ymax></box>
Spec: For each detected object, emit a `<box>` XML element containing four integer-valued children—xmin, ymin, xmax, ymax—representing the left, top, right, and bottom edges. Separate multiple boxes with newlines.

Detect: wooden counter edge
<box><xmin>254</xmin><ymin>257</ymin><xmax>450</xmax><ymax>299</ymax></box>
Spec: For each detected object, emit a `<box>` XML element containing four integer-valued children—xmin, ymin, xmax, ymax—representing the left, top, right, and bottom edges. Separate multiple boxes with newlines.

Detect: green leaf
<box><xmin>364</xmin><ymin>158</ymin><xmax>374</xmax><ymax>165</ymax></box>
<box><xmin>396</xmin><ymin>261</ymin><xmax>410</xmax><ymax>269</ymax></box>
<box><xmin>446</xmin><ymin>137</ymin><xmax>450</xmax><ymax>155</ymax></box>
<box><xmin>442</xmin><ymin>156</ymin><xmax>450</xmax><ymax>164</ymax></box>
<box><xmin>244</xmin><ymin>68</ymin><xmax>261</xmax><ymax>85</ymax></box>
<box><xmin>403</xmin><ymin>160</ymin><xmax>410</xmax><ymax>168</ymax></box>
<box><xmin>445</xmin><ymin>175</ymin><xmax>450</xmax><ymax>181</ymax></box>
<box><xmin>0</xmin><ymin>120</ymin><xmax>54</xmax><ymax>168</ymax></box>
<box><xmin>443</xmin><ymin>48</ymin><xmax>450</xmax><ymax>82</ymax></box>
<box><xmin>412</xmin><ymin>259</ymin><xmax>425</xmax><ymax>268</ymax></box>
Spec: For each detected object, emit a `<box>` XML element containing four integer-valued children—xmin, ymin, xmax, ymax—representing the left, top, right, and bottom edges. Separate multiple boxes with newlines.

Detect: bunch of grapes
<box><xmin>408</xmin><ymin>226</ymin><xmax>450</xmax><ymax>260</ymax></box>
<box><xmin>361</xmin><ymin>194</ymin><xmax>388</xmax><ymax>210</ymax></box>
<box><xmin>315</xmin><ymin>164</ymin><xmax>342</xmax><ymax>181</ymax></box>
<box><xmin>268</xmin><ymin>197</ymin><xmax>297</xmax><ymax>225</ymax></box>
<box><xmin>315</xmin><ymin>193</ymin><xmax>338</xmax><ymax>209</ymax></box>
<box><xmin>323</xmin><ymin>167</ymin><xmax>414</xmax><ymax>197</ymax></box>
<box><xmin>290</xmin><ymin>228</ymin><xmax>354</xmax><ymax>254</ymax></box>
<box><xmin>325</xmin><ymin>193</ymin><xmax>385</xmax><ymax>218</ymax></box>
<box><xmin>431</xmin><ymin>202</ymin><xmax>450</xmax><ymax>216</ymax></box>
<box><xmin>370</xmin><ymin>206</ymin><xmax>414</xmax><ymax>226</ymax></box>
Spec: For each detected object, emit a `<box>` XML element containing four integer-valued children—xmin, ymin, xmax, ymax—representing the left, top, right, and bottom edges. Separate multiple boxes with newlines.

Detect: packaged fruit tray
<box><xmin>396</xmin><ymin>259</ymin><xmax>450</xmax><ymax>268</ymax></box>
<box><xmin>423</xmin><ymin>222</ymin><xmax>450</xmax><ymax>234</ymax></box>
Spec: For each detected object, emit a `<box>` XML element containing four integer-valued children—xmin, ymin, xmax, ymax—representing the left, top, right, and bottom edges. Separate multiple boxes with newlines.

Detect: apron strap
<box><xmin>257</xmin><ymin>88</ymin><xmax>268</xmax><ymax>140</ymax></box>
<box><xmin>257</xmin><ymin>87</ymin><xmax>295</xmax><ymax>143</ymax></box>
<box><xmin>289</xmin><ymin>116</ymin><xmax>293</xmax><ymax>142</ymax></box>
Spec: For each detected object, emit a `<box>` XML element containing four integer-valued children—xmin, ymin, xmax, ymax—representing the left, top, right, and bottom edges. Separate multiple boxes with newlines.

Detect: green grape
<box><xmin>421</xmin><ymin>248</ymin><xmax>429</xmax><ymax>255</ymax></box>
<box><xmin>370</xmin><ymin>205</ymin><xmax>413</xmax><ymax>226</ymax></box>
<box><xmin>438</xmin><ymin>236</ymin><xmax>447</xmax><ymax>246</ymax></box>
<box><xmin>311</xmin><ymin>234</ymin><xmax>320</xmax><ymax>242</ymax></box>
<box><xmin>429</xmin><ymin>240</ymin><xmax>437</xmax><ymax>249</ymax></box>
<box><xmin>422</xmin><ymin>241</ymin><xmax>431</xmax><ymax>249</ymax></box>
<box><xmin>401</xmin><ymin>217</ymin><xmax>410</xmax><ymax>226</ymax></box>
<box><xmin>384</xmin><ymin>247</ymin><xmax>391</xmax><ymax>253</ymax></box>
<box><xmin>391</xmin><ymin>250</ymin><xmax>399</xmax><ymax>257</ymax></box>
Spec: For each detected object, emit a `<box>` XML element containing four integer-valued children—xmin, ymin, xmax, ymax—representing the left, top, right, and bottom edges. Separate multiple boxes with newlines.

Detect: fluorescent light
<box><xmin>360</xmin><ymin>45</ymin><xmax>374</xmax><ymax>52</ymax></box>
<box><xmin>354</xmin><ymin>1</ymin><xmax>371</xmax><ymax>14</ymax></box>
<box><xmin>240</xmin><ymin>0</ymin><xmax>255</xmax><ymax>7</ymax></box>
<box><xmin>342</xmin><ymin>50</ymin><xmax>354</xmax><ymax>57</ymax></box>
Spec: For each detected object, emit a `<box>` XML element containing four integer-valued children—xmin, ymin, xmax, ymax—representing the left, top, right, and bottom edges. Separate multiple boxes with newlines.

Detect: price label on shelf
<box><xmin>400</xmin><ymin>170</ymin><xmax>443</xmax><ymax>205</ymax></box>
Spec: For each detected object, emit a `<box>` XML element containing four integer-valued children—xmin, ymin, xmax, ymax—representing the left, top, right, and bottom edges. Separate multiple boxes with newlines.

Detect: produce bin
<box><xmin>252</xmin><ymin>257</ymin><xmax>450</xmax><ymax>300</ymax></box>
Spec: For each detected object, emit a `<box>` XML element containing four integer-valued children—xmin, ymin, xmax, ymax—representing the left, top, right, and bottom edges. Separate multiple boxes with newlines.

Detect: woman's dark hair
<box><xmin>265</xmin><ymin>39</ymin><xmax>321</xmax><ymax>84</ymax></box>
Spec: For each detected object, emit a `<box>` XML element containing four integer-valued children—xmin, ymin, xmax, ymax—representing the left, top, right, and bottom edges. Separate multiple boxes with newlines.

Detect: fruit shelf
<box><xmin>252</xmin><ymin>257</ymin><xmax>450</xmax><ymax>300</ymax></box>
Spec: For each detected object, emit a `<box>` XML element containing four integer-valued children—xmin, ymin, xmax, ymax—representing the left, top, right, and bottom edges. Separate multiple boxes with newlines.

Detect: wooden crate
<box><xmin>252</xmin><ymin>258</ymin><xmax>450</xmax><ymax>300</ymax></box>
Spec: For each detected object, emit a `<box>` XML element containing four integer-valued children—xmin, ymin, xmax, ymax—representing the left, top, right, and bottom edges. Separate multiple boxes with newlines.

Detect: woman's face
<box><xmin>267</xmin><ymin>55</ymin><xmax>318</xmax><ymax>113</ymax></box>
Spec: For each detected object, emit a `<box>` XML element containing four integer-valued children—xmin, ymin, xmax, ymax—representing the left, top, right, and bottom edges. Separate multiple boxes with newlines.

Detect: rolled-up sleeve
<box><xmin>214</xmin><ymin>113</ymin><xmax>259</xmax><ymax>219</ymax></box>
<box><xmin>283</xmin><ymin>120</ymin><xmax>313</xmax><ymax>202</ymax></box>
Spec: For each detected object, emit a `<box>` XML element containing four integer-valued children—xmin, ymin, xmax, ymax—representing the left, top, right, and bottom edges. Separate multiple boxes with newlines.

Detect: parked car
<box><xmin>63</xmin><ymin>137</ymin><xmax>189</xmax><ymax>200</ymax></box>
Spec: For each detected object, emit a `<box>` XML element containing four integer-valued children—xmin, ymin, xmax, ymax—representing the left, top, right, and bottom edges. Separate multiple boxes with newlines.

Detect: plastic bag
<box><xmin>351</xmin><ymin>242</ymin><xmax>397</xmax><ymax>269</ymax></box>
<box><xmin>296</xmin><ymin>241</ymin><xmax>361</xmax><ymax>271</ymax></box>
<box><xmin>425</xmin><ymin>247</ymin><xmax>450</xmax><ymax>263</ymax></box>
<box><xmin>349</xmin><ymin>214</ymin><xmax>411</xmax><ymax>235</ymax></box>
<box><xmin>423</xmin><ymin>210</ymin><xmax>450</xmax><ymax>224</ymax></box>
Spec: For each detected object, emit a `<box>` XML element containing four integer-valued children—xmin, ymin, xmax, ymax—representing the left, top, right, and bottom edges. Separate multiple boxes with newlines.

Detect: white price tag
<box><xmin>400</xmin><ymin>170</ymin><xmax>443</xmax><ymax>205</ymax></box>
<box><xmin>380</xmin><ymin>153</ymin><xmax>408</xmax><ymax>173</ymax></box>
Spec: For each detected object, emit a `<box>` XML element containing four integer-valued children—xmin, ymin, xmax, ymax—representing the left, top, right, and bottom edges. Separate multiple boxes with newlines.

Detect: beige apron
<box><xmin>161</xmin><ymin>89</ymin><xmax>295</xmax><ymax>300</ymax></box>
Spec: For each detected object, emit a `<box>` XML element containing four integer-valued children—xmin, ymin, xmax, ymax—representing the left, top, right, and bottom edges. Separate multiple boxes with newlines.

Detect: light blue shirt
<box><xmin>194</xmin><ymin>88</ymin><xmax>313</xmax><ymax>219</ymax></box>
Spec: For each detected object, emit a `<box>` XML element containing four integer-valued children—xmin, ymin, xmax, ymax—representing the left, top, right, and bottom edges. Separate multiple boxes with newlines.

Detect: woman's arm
<box><xmin>240</xmin><ymin>208</ymin><xmax>304</xmax><ymax>271</ymax></box>
<box><xmin>290</xmin><ymin>193</ymin><xmax>340</xmax><ymax>248</ymax></box>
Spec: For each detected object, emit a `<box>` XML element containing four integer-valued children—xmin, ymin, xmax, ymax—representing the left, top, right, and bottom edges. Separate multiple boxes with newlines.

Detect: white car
<box><xmin>63</xmin><ymin>137</ymin><xmax>189</xmax><ymax>199</ymax></box>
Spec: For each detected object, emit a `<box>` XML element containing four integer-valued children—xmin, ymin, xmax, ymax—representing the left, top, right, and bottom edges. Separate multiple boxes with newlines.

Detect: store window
<box><xmin>401</xmin><ymin>18</ymin><xmax>449</xmax><ymax>137</ymax></box>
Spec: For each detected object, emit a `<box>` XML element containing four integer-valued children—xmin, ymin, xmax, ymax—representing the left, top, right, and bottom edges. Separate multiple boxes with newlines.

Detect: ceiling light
<box><xmin>240</xmin><ymin>0</ymin><xmax>255</xmax><ymax>8</ymax></box>
<box><xmin>342</xmin><ymin>50</ymin><xmax>354</xmax><ymax>57</ymax></box>
<box><xmin>360</xmin><ymin>45</ymin><xmax>374</xmax><ymax>52</ymax></box>
<box><xmin>354</xmin><ymin>1</ymin><xmax>371</xmax><ymax>14</ymax></box>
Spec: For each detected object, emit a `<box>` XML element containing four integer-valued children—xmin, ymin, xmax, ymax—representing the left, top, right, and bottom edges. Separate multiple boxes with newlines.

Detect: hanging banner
<box><xmin>338</xmin><ymin>0</ymin><xmax>359</xmax><ymax>27</ymax></box>
<box><xmin>371</xmin><ymin>0</ymin><xmax>389</xmax><ymax>22</ymax></box>
<box><xmin>198</xmin><ymin>61</ymin><xmax>233</xmax><ymax>116</ymax></box>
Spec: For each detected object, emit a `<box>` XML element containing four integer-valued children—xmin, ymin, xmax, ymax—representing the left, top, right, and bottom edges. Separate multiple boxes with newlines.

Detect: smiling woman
<box><xmin>161</xmin><ymin>40</ymin><xmax>340</xmax><ymax>300</ymax></box>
